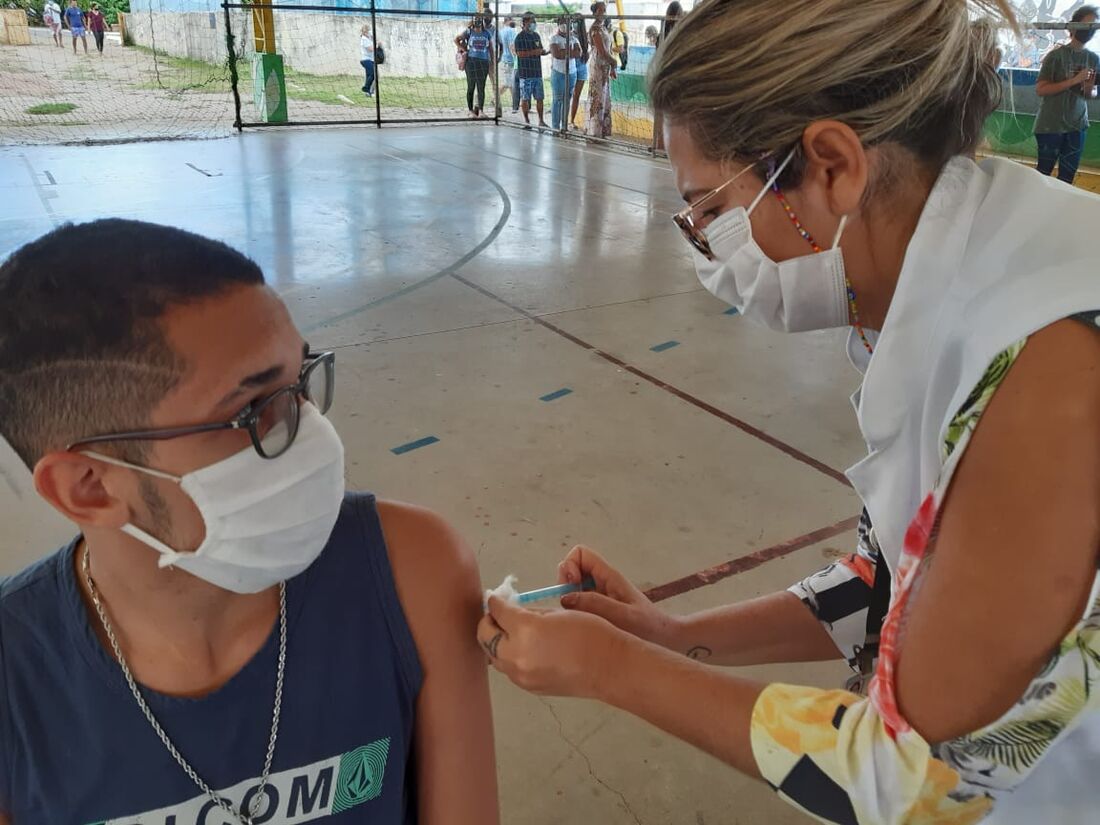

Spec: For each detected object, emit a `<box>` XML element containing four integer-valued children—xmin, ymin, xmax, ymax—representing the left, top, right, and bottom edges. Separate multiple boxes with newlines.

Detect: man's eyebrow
<box><xmin>214</xmin><ymin>365</ymin><xmax>287</xmax><ymax>411</ymax></box>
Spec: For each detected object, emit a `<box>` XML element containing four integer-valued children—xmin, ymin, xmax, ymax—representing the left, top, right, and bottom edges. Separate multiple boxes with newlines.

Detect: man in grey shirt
<box><xmin>1035</xmin><ymin>5</ymin><xmax>1100</xmax><ymax>184</ymax></box>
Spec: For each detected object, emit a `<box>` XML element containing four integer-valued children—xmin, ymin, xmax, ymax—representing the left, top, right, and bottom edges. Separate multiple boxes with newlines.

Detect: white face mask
<box><xmin>88</xmin><ymin>403</ymin><xmax>346</xmax><ymax>594</ymax></box>
<box><xmin>692</xmin><ymin>150</ymin><xmax>850</xmax><ymax>333</ymax></box>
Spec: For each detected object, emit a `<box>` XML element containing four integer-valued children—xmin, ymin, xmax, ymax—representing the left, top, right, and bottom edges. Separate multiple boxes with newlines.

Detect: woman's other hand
<box><xmin>557</xmin><ymin>546</ymin><xmax>680</xmax><ymax>649</ymax></box>
<box><xmin>478</xmin><ymin>594</ymin><xmax>624</xmax><ymax>697</ymax></box>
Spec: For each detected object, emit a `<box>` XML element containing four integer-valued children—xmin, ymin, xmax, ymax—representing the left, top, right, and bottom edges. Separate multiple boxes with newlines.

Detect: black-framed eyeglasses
<box><xmin>67</xmin><ymin>351</ymin><xmax>336</xmax><ymax>460</ymax></box>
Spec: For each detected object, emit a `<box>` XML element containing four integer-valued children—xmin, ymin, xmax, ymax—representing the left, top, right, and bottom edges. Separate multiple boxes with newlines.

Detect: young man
<box><xmin>1035</xmin><ymin>5</ymin><xmax>1099</xmax><ymax>184</ymax></box>
<box><xmin>499</xmin><ymin>16</ymin><xmax>520</xmax><ymax>113</ymax></box>
<box><xmin>514</xmin><ymin>12</ymin><xmax>547</xmax><ymax>128</ymax></box>
<box><xmin>43</xmin><ymin>0</ymin><xmax>63</xmax><ymax>47</ymax></box>
<box><xmin>0</xmin><ymin>220</ymin><xmax>498</xmax><ymax>825</ymax></box>
<box><xmin>64</xmin><ymin>0</ymin><xmax>88</xmax><ymax>54</ymax></box>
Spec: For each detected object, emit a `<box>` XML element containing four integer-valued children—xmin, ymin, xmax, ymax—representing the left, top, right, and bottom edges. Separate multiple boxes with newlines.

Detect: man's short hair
<box><xmin>1073</xmin><ymin>5</ymin><xmax>1099</xmax><ymax>23</ymax></box>
<box><xmin>0</xmin><ymin>219</ymin><xmax>264</xmax><ymax>469</ymax></box>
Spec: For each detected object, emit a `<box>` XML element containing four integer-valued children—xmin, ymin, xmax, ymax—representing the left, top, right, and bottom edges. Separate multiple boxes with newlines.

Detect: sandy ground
<box><xmin>0</xmin><ymin>27</ymin><xmax>486</xmax><ymax>145</ymax></box>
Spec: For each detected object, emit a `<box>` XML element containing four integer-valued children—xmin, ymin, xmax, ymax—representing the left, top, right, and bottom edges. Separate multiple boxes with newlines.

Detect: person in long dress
<box><xmin>586</xmin><ymin>2</ymin><xmax>616</xmax><ymax>138</ymax></box>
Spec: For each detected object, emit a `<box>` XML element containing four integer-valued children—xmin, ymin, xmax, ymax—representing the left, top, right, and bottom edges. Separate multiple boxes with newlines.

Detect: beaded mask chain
<box><xmin>771</xmin><ymin>183</ymin><xmax>874</xmax><ymax>355</ymax></box>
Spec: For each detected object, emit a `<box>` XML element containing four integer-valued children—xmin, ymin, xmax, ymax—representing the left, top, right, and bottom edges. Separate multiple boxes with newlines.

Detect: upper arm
<box><xmin>376</xmin><ymin>500</ymin><xmax>499</xmax><ymax>825</ymax></box>
<box><xmin>1038</xmin><ymin>49</ymin><xmax>1058</xmax><ymax>82</ymax></box>
<box><xmin>897</xmin><ymin>319</ymin><xmax>1100</xmax><ymax>744</ymax></box>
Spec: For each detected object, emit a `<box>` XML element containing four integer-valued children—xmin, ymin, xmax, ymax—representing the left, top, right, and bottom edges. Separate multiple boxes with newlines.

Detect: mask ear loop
<box><xmin>831</xmin><ymin>215</ymin><xmax>849</xmax><ymax>250</ymax></box>
<box><xmin>747</xmin><ymin>148</ymin><xmax>797</xmax><ymax>215</ymax></box>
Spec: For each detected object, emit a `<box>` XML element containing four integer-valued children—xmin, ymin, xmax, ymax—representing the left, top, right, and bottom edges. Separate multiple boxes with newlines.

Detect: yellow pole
<box><xmin>253</xmin><ymin>2</ymin><xmax>276</xmax><ymax>55</ymax></box>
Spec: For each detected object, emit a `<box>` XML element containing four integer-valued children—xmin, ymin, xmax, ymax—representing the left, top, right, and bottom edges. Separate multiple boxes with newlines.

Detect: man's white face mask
<box><xmin>87</xmin><ymin>403</ymin><xmax>346</xmax><ymax>594</ymax></box>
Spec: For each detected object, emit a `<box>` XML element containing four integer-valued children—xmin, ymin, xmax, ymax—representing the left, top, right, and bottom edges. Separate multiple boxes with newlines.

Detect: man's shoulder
<box><xmin>374</xmin><ymin>500</ymin><xmax>478</xmax><ymax>621</ymax></box>
<box><xmin>0</xmin><ymin>545</ymin><xmax>72</xmax><ymax>653</ymax></box>
<box><xmin>1</xmin><ymin>547</ymin><xmax>67</xmax><ymax>608</ymax></box>
<box><xmin>375</xmin><ymin>500</ymin><xmax>474</xmax><ymax>579</ymax></box>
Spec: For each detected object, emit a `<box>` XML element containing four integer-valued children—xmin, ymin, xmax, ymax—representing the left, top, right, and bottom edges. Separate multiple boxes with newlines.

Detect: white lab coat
<box><xmin>845</xmin><ymin>155</ymin><xmax>1100</xmax><ymax>822</ymax></box>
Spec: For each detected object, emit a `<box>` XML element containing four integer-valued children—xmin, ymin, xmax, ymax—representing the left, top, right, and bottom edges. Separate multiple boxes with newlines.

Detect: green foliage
<box><xmin>25</xmin><ymin>102</ymin><xmax>78</xmax><ymax>115</ymax></box>
<box><xmin>100</xmin><ymin>0</ymin><xmax>129</xmax><ymax>26</ymax></box>
<box><xmin>12</xmin><ymin>0</ymin><xmax>127</xmax><ymax>26</ymax></box>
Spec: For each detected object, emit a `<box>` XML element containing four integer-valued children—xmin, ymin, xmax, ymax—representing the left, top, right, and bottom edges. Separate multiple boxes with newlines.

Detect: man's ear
<box><xmin>799</xmin><ymin>120</ymin><xmax>870</xmax><ymax>218</ymax></box>
<box><xmin>33</xmin><ymin>452</ymin><xmax>133</xmax><ymax>528</ymax></box>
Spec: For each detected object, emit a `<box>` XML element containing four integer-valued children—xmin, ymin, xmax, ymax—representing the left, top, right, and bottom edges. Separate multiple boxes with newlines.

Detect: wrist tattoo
<box><xmin>686</xmin><ymin>645</ymin><xmax>713</xmax><ymax>661</ymax></box>
<box><xmin>483</xmin><ymin>632</ymin><xmax>504</xmax><ymax>659</ymax></box>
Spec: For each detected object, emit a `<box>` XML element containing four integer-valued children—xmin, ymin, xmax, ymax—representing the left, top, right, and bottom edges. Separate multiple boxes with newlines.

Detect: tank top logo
<box><xmin>85</xmin><ymin>737</ymin><xmax>392</xmax><ymax>824</ymax></box>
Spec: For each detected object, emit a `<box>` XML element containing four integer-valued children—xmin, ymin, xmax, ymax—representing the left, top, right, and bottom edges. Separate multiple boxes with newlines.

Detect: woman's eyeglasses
<box><xmin>671</xmin><ymin>162</ymin><xmax>762</xmax><ymax>260</ymax></box>
<box><xmin>67</xmin><ymin>351</ymin><xmax>336</xmax><ymax>460</ymax></box>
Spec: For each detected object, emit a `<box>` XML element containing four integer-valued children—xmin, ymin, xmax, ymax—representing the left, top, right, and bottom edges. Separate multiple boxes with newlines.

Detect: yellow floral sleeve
<box><xmin>750</xmin><ymin>684</ymin><xmax>992</xmax><ymax>825</ymax></box>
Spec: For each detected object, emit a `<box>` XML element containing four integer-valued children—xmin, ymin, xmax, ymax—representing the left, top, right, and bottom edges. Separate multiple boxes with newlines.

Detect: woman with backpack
<box><xmin>359</xmin><ymin>25</ymin><xmax>376</xmax><ymax>97</ymax></box>
<box><xmin>456</xmin><ymin>17</ymin><xmax>493</xmax><ymax>119</ymax></box>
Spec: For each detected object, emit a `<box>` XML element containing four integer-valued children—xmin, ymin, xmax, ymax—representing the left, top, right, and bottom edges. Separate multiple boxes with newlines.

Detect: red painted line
<box><xmin>449</xmin><ymin>272</ymin><xmax>851</xmax><ymax>487</ymax></box>
<box><xmin>644</xmin><ymin>516</ymin><xmax>860</xmax><ymax>603</ymax></box>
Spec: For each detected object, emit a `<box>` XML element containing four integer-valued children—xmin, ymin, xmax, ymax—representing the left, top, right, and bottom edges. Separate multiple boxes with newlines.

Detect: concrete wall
<box><xmin>124</xmin><ymin>10</ymin><xmax>656</xmax><ymax>79</ymax></box>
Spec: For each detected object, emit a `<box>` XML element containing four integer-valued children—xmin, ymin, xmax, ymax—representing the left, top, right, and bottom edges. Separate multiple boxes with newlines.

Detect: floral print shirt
<box><xmin>756</xmin><ymin>312</ymin><xmax>1100</xmax><ymax>824</ymax></box>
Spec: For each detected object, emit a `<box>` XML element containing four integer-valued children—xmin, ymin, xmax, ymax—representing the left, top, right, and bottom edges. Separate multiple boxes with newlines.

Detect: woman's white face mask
<box><xmin>691</xmin><ymin>150</ymin><xmax>851</xmax><ymax>333</ymax></box>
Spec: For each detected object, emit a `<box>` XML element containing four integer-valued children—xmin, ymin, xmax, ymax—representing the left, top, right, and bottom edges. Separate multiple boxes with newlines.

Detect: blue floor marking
<box><xmin>650</xmin><ymin>340</ymin><xmax>680</xmax><ymax>352</ymax></box>
<box><xmin>391</xmin><ymin>436</ymin><xmax>440</xmax><ymax>455</ymax></box>
<box><xmin>540</xmin><ymin>388</ymin><xmax>573</xmax><ymax>402</ymax></box>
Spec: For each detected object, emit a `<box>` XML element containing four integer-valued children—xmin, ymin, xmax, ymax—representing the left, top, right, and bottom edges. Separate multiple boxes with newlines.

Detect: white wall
<box><xmin>124</xmin><ymin>10</ymin><xmax>656</xmax><ymax>78</ymax></box>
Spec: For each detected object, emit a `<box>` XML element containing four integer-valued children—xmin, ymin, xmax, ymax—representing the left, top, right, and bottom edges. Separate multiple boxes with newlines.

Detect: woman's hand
<box><xmin>477</xmin><ymin>594</ymin><xmax>625</xmax><ymax>698</ymax></box>
<box><xmin>557</xmin><ymin>546</ymin><xmax>681</xmax><ymax>650</ymax></box>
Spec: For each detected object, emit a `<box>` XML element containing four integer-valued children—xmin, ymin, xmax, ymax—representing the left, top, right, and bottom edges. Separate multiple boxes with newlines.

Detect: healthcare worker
<box><xmin>478</xmin><ymin>1</ymin><xmax>1100</xmax><ymax>823</ymax></box>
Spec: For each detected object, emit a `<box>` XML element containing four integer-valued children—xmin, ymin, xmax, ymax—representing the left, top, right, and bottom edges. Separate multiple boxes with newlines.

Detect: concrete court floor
<box><xmin>0</xmin><ymin>125</ymin><xmax>866</xmax><ymax>825</ymax></box>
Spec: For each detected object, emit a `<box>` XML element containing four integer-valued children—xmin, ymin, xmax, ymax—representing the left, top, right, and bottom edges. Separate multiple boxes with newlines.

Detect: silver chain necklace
<box><xmin>82</xmin><ymin>544</ymin><xmax>287</xmax><ymax>825</ymax></box>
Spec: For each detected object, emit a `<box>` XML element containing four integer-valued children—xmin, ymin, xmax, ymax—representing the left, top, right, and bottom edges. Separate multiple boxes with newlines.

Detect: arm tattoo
<box><xmin>686</xmin><ymin>646</ymin><xmax>713</xmax><ymax>661</ymax></box>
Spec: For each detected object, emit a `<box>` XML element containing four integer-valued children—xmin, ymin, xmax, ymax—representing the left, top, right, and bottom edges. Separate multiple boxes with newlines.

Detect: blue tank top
<box><xmin>0</xmin><ymin>493</ymin><xmax>422</xmax><ymax>824</ymax></box>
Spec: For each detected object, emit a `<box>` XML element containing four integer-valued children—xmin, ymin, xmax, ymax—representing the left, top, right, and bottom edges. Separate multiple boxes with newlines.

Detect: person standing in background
<box><xmin>1035</xmin><ymin>5</ymin><xmax>1099</xmax><ymax>184</ymax></box>
<box><xmin>87</xmin><ymin>3</ymin><xmax>106</xmax><ymax>55</ymax></box>
<box><xmin>550</xmin><ymin>15</ymin><xmax>582</xmax><ymax>131</ymax></box>
<box><xmin>43</xmin><ymin>0</ymin><xmax>63</xmax><ymax>48</ymax></box>
<box><xmin>514</xmin><ymin>12</ymin><xmax>548</xmax><ymax>129</ymax></box>
<box><xmin>499</xmin><ymin>16</ymin><xmax>520</xmax><ymax>114</ymax></box>
<box><xmin>652</xmin><ymin>1</ymin><xmax>684</xmax><ymax>152</ymax></box>
<box><xmin>64</xmin><ymin>0</ymin><xmax>88</xmax><ymax>56</ymax></box>
<box><xmin>482</xmin><ymin>10</ymin><xmax>502</xmax><ymax>118</ymax></box>
<box><xmin>359</xmin><ymin>24</ymin><xmax>376</xmax><ymax>96</ymax></box>
<box><xmin>569</xmin><ymin>14</ymin><xmax>589</xmax><ymax>129</ymax></box>
<box><xmin>587</xmin><ymin>1</ymin><xmax>616</xmax><ymax>138</ymax></box>
<box><xmin>456</xmin><ymin>16</ymin><xmax>493</xmax><ymax>118</ymax></box>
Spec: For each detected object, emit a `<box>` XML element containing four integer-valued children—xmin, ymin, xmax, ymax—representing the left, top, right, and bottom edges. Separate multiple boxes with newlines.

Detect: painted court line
<box><xmin>650</xmin><ymin>340</ymin><xmax>680</xmax><ymax>353</ymax></box>
<box><xmin>644</xmin><ymin>516</ymin><xmax>860</xmax><ymax>603</ymax></box>
<box><xmin>540</xmin><ymin>388</ymin><xmax>573</xmax><ymax>402</ymax></box>
<box><xmin>391</xmin><ymin>436</ymin><xmax>440</xmax><ymax>455</ymax></box>
<box><xmin>448</xmin><ymin>272</ymin><xmax>851</xmax><ymax>487</ymax></box>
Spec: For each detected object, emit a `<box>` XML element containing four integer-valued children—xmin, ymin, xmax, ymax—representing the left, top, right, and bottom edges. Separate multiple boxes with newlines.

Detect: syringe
<box><xmin>515</xmin><ymin>576</ymin><xmax>597</xmax><ymax>606</ymax></box>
